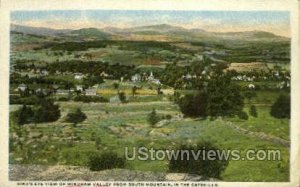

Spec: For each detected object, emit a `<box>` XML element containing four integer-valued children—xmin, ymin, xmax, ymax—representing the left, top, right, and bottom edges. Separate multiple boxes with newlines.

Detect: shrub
<box><xmin>165</xmin><ymin>114</ymin><xmax>172</xmax><ymax>120</ymax></box>
<box><xmin>237</xmin><ymin>111</ymin><xmax>249</xmax><ymax>120</ymax></box>
<box><xmin>243</xmin><ymin>91</ymin><xmax>257</xmax><ymax>100</ymax></box>
<box><xmin>147</xmin><ymin>109</ymin><xmax>160</xmax><ymax>127</ymax></box>
<box><xmin>58</xmin><ymin>97</ymin><xmax>70</xmax><ymax>101</ymax></box>
<box><xmin>65</xmin><ymin>108</ymin><xmax>87</xmax><ymax>126</ymax></box>
<box><xmin>249</xmin><ymin>105</ymin><xmax>258</xmax><ymax>117</ymax></box>
<box><xmin>87</xmin><ymin>152</ymin><xmax>125</xmax><ymax>171</ymax></box>
<box><xmin>118</xmin><ymin>92</ymin><xmax>127</xmax><ymax>103</ymax></box>
<box><xmin>168</xmin><ymin>141</ymin><xmax>229</xmax><ymax>179</ymax></box>
<box><xmin>270</xmin><ymin>94</ymin><xmax>290</xmax><ymax>119</ymax></box>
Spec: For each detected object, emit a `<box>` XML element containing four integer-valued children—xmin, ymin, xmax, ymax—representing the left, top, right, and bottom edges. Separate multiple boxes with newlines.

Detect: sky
<box><xmin>11</xmin><ymin>10</ymin><xmax>290</xmax><ymax>37</ymax></box>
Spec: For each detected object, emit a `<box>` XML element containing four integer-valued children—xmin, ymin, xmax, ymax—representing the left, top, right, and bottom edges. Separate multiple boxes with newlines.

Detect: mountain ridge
<box><xmin>11</xmin><ymin>23</ymin><xmax>289</xmax><ymax>41</ymax></box>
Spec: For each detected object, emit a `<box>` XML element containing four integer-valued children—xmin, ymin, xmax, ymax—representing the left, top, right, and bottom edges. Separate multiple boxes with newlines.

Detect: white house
<box><xmin>151</xmin><ymin>79</ymin><xmax>161</xmax><ymax>85</ymax></box>
<box><xmin>131</xmin><ymin>74</ymin><xmax>141</xmax><ymax>82</ymax></box>
<box><xmin>248</xmin><ymin>84</ymin><xmax>256</xmax><ymax>89</ymax></box>
<box><xmin>56</xmin><ymin>89</ymin><xmax>69</xmax><ymax>95</ymax></box>
<box><xmin>100</xmin><ymin>71</ymin><xmax>109</xmax><ymax>78</ymax></box>
<box><xmin>41</xmin><ymin>70</ymin><xmax>49</xmax><ymax>76</ymax></box>
<box><xmin>74</xmin><ymin>74</ymin><xmax>84</xmax><ymax>80</ymax></box>
<box><xmin>85</xmin><ymin>89</ymin><xmax>97</xmax><ymax>96</ymax></box>
<box><xmin>76</xmin><ymin>85</ymin><xmax>84</xmax><ymax>91</ymax></box>
<box><xmin>17</xmin><ymin>84</ymin><xmax>27</xmax><ymax>92</ymax></box>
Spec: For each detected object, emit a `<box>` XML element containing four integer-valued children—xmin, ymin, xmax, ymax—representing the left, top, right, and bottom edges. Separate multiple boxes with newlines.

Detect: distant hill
<box><xmin>11</xmin><ymin>24</ymin><xmax>71</xmax><ymax>36</ymax></box>
<box><xmin>11</xmin><ymin>24</ymin><xmax>288</xmax><ymax>42</ymax></box>
<box><xmin>70</xmin><ymin>28</ymin><xmax>111</xmax><ymax>39</ymax></box>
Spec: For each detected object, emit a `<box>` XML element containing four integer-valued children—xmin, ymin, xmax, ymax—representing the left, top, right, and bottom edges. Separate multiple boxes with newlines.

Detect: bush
<box><xmin>147</xmin><ymin>109</ymin><xmax>160</xmax><ymax>127</ymax></box>
<box><xmin>270</xmin><ymin>94</ymin><xmax>290</xmax><ymax>119</ymax></box>
<box><xmin>65</xmin><ymin>108</ymin><xmax>87</xmax><ymax>126</ymax></box>
<box><xmin>237</xmin><ymin>111</ymin><xmax>249</xmax><ymax>120</ymax></box>
<box><xmin>118</xmin><ymin>92</ymin><xmax>127</xmax><ymax>103</ymax></box>
<box><xmin>87</xmin><ymin>152</ymin><xmax>125</xmax><ymax>171</ymax></box>
<box><xmin>58</xmin><ymin>97</ymin><xmax>70</xmax><ymax>101</ymax></box>
<box><xmin>249</xmin><ymin>105</ymin><xmax>258</xmax><ymax>117</ymax></box>
<box><xmin>168</xmin><ymin>141</ymin><xmax>229</xmax><ymax>179</ymax></box>
<box><xmin>243</xmin><ymin>91</ymin><xmax>257</xmax><ymax>100</ymax></box>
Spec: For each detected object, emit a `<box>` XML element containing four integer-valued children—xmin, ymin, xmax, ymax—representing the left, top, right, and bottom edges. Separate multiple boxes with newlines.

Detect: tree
<box><xmin>132</xmin><ymin>85</ymin><xmax>137</xmax><ymax>96</ymax></box>
<box><xmin>83</xmin><ymin>75</ymin><xmax>103</xmax><ymax>88</ymax></box>
<box><xmin>147</xmin><ymin>109</ymin><xmax>160</xmax><ymax>127</ymax></box>
<box><xmin>270</xmin><ymin>94</ymin><xmax>290</xmax><ymax>119</ymax></box>
<box><xmin>113</xmin><ymin>82</ymin><xmax>120</xmax><ymax>94</ymax></box>
<box><xmin>33</xmin><ymin>99</ymin><xmax>61</xmax><ymax>123</ymax></box>
<box><xmin>249</xmin><ymin>105</ymin><xmax>258</xmax><ymax>117</ymax></box>
<box><xmin>206</xmin><ymin>75</ymin><xmax>244</xmax><ymax>117</ymax></box>
<box><xmin>65</xmin><ymin>108</ymin><xmax>87</xmax><ymax>127</ymax></box>
<box><xmin>178</xmin><ymin>92</ymin><xmax>208</xmax><ymax>117</ymax></box>
<box><xmin>176</xmin><ymin>74</ymin><xmax>244</xmax><ymax>118</ymax></box>
<box><xmin>14</xmin><ymin>105</ymin><xmax>34</xmax><ymax>125</ymax></box>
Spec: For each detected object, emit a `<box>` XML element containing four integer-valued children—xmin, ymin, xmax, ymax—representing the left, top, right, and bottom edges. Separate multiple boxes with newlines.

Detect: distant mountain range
<box><xmin>10</xmin><ymin>23</ymin><xmax>289</xmax><ymax>42</ymax></box>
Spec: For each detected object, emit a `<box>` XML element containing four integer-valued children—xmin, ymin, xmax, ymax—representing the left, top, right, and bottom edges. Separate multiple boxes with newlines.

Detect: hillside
<box><xmin>11</xmin><ymin>24</ymin><xmax>289</xmax><ymax>42</ymax></box>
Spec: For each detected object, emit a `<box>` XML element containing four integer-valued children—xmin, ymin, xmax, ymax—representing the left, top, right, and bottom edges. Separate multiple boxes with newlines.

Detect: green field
<box><xmin>9</xmin><ymin>89</ymin><xmax>289</xmax><ymax>181</ymax></box>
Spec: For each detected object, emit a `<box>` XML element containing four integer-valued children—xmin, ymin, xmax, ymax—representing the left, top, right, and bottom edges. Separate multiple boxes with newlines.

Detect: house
<box><xmin>35</xmin><ymin>88</ymin><xmax>48</xmax><ymax>95</ymax></box>
<box><xmin>248</xmin><ymin>84</ymin><xmax>255</xmax><ymax>89</ymax></box>
<box><xmin>85</xmin><ymin>89</ymin><xmax>97</xmax><ymax>96</ymax></box>
<box><xmin>151</xmin><ymin>79</ymin><xmax>161</xmax><ymax>85</ymax></box>
<box><xmin>185</xmin><ymin>73</ymin><xmax>192</xmax><ymax>79</ymax></box>
<box><xmin>100</xmin><ymin>71</ymin><xmax>109</xmax><ymax>78</ymax></box>
<box><xmin>74</xmin><ymin>74</ymin><xmax>84</xmax><ymax>80</ymax></box>
<box><xmin>195</xmin><ymin>54</ymin><xmax>204</xmax><ymax>61</ymax></box>
<box><xmin>41</xmin><ymin>70</ymin><xmax>49</xmax><ymax>76</ymax></box>
<box><xmin>131</xmin><ymin>74</ymin><xmax>141</xmax><ymax>82</ymax></box>
<box><xmin>56</xmin><ymin>89</ymin><xmax>69</xmax><ymax>95</ymax></box>
<box><xmin>17</xmin><ymin>84</ymin><xmax>27</xmax><ymax>92</ymax></box>
<box><xmin>76</xmin><ymin>85</ymin><xmax>84</xmax><ymax>92</ymax></box>
<box><xmin>52</xmin><ymin>84</ymin><xmax>59</xmax><ymax>90</ymax></box>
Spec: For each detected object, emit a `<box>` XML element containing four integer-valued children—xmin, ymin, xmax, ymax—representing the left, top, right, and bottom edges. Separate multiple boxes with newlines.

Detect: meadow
<box><xmin>10</xmin><ymin>88</ymin><xmax>289</xmax><ymax>181</ymax></box>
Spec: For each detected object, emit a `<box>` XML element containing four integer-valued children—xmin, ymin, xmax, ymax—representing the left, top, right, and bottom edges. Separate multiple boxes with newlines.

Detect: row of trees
<box><xmin>13</xmin><ymin>98</ymin><xmax>61</xmax><ymax>125</ymax></box>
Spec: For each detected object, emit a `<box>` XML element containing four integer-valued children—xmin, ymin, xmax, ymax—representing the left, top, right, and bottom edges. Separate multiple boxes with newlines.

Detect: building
<box><xmin>131</xmin><ymin>74</ymin><xmax>141</xmax><ymax>82</ymax></box>
<box><xmin>56</xmin><ymin>89</ymin><xmax>69</xmax><ymax>95</ymax></box>
<box><xmin>248</xmin><ymin>84</ymin><xmax>255</xmax><ymax>89</ymax></box>
<box><xmin>76</xmin><ymin>85</ymin><xmax>84</xmax><ymax>92</ymax></box>
<box><xmin>41</xmin><ymin>70</ymin><xmax>49</xmax><ymax>76</ymax></box>
<box><xmin>17</xmin><ymin>84</ymin><xmax>27</xmax><ymax>92</ymax></box>
<box><xmin>74</xmin><ymin>74</ymin><xmax>84</xmax><ymax>80</ymax></box>
<box><xmin>85</xmin><ymin>89</ymin><xmax>97</xmax><ymax>96</ymax></box>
